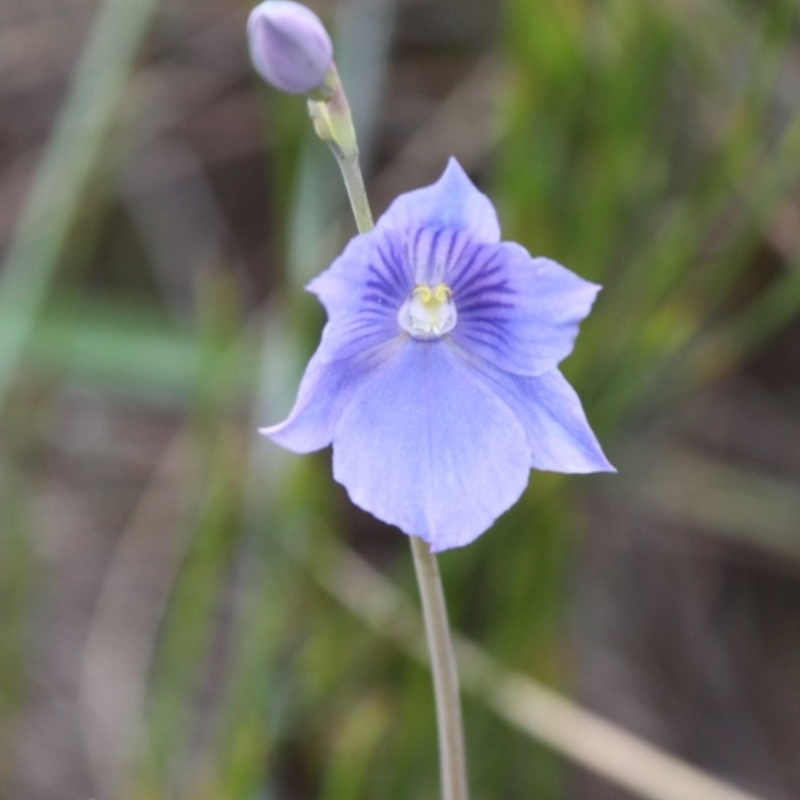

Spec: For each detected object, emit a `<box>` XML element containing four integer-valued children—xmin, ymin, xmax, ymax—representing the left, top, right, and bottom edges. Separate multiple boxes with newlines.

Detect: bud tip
<box><xmin>247</xmin><ymin>1</ymin><xmax>334</xmax><ymax>95</ymax></box>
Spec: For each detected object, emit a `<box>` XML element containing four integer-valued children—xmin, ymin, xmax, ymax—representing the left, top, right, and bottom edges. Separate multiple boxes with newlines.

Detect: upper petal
<box><xmin>398</xmin><ymin>224</ymin><xmax>474</xmax><ymax>286</ymax></box>
<box><xmin>331</xmin><ymin>341</ymin><xmax>532</xmax><ymax>551</ymax></box>
<box><xmin>449</xmin><ymin>242</ymin><xmax>601</xmax><ymax>375</ymax></box>
<box><xmin>463</xmin><ymin>356</ymin><xmax>614</xmax><ymax>473</ymax></box>
<box><xmin>376</xmin><ymin>158</ymin><xmax>500</xmax><ymax>244</ymax></box>
<box><xmin>308</xmin><ymin>229</ymin><xmax>412</xmax><ymax>363</ymax></box>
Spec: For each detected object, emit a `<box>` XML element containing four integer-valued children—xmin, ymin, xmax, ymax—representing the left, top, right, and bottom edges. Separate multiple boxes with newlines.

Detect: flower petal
<box><xmin>308</xmin><ymin>230</ymin><xmax>412</xmax><ymax>363</ymax></box>
<box><xmin>401</xmin><ymin>224</ymin><xmax>474</xmax><ymax>286</ymax></box>
<box><xmin>465</xmin><ymin>358</ymin><xmax>614</xmax><ymax>473</ymax></box>
<box><xmin>331</xmin><ymin>342</ymin><xmax>532</xmax><ymax>551</ymax></box>
<box><xmin>376</xmin><ymin>158</ymin><xmax>500</xmax><ymax>244</ymax></box>
<box><xmin>449</xmin><ymin>243</ymin><xmax>601</xmax><ymax>375</ymax></box>
<box><xmin>260</xmin><ymin>341</ymin><xmax>400</xmax><ymax>453</ymax></box>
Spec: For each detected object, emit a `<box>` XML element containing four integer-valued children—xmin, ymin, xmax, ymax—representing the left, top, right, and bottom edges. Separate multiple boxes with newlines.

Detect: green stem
<box><xmin>307</xmin><ymin>65</ymin><xmax>468</xmax><ymax>800</ymax></box>
<box><xmin>410</xmin><ymin>536</ymin><xmax>470</xmax><ymax>800</ymax></box>
<box><xmin>338</xmin><ymin>155</ymin><xmax>374</xmax><ymax>233</ymax></box>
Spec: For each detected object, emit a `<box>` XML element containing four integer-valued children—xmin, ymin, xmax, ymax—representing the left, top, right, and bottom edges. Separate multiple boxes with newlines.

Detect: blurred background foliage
<box><xmin>1</xmin><ymin>0</ymin><xmax>800</xmax><ymax>798</ymax></box>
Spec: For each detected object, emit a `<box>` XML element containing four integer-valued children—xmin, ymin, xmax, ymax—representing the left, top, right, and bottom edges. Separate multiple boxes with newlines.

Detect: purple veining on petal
<box><xmin>365</xmin><ymin>264</ymin><xmax>400</xmax><ymax>301</ymax></box>
<box><xmin>446</xmin><ymin>242</ymin><xmax>487</xmax><ymax>288</ymax></box>
<box><xmin>442</xmin><ymin>227</ymin><xmax>458</xmax><ymax>272</ymax></box>
<box><xmin>375</xmin><ymin>243</ymin><xmax>408</xmax><ymax>297</ymax></box>
<box><xmin>309</xmin><ymin>231</ymin><xmax>411</xmax><ymax>363</ymax></box>
<box><xmin>395</xmin><ymin>224</ymin><xmax>479</xmax><ymax>288</ymax></box>
<box><xmin>446</xmin><ymin>240</ymin><xmax>601</xmax><ymax>376</ymax></box>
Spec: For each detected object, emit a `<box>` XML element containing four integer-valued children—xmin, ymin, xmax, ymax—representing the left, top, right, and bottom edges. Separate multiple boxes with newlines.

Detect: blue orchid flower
<box><xmin>261</xmin><ymin>159</ymin><xmax>614</xmax><ymax>551</ymax></box>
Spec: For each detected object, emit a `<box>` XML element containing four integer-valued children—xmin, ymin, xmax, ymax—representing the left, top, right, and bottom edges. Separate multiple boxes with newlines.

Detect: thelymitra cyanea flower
<box><xmin>261</xmin><ymin>159</ymin><xmax>614</xmax><ymax>551</ymax></box>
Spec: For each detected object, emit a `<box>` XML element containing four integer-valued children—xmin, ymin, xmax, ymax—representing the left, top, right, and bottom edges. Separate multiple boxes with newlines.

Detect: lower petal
<box><xmin>261</xmin><ymin>341</ymin><xmax>400</xmax><ymax>454</ymax></box>
<box><xmin>331</xmin><ymin>342</ymin><xmax>532</xmax><ymax>551</ymax></box>
<box><xmin>466</xmin><ymin>358</ymin><xmax>614</xmax><ymax>473</ymax></box>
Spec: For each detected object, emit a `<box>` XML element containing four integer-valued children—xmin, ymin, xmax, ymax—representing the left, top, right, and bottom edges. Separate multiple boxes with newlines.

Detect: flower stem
<box><xmin>308</xmin><ymin>65</ymin><xmax>468</xmax><ymax>800</ymax></box>
<box><xmin>307</xmin><ymin>65</ymin><xmax>374</xmax><ymax>233</ymax></box>
<box><xmin>410</xmin><ymin>535</ymin><xmax>470</xmax><ymax>800</ymax></box>
<box><xmin>338</xmin><ymin>154</ymin><xmax>374</xmax><ymax>233</ymax></box>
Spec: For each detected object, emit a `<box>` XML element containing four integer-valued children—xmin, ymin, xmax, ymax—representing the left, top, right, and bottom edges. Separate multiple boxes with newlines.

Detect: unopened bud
<box><xmin>247</xmin><ymin>1</ymin><xmax>334</xmax><ymax>95</ymax></box>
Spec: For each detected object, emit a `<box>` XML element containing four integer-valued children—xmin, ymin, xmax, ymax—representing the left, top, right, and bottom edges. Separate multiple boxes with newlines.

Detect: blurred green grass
<box><xmin>2</xmin><ymin>0</ymin><xmax>800</xmax><ymax>799</ymax></box>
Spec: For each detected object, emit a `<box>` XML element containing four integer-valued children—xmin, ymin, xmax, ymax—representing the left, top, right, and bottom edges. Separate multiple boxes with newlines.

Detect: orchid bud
<box><xmin>247</xmin><ymin>1</ymin><xmax>334</xmax><ymax>96</ymax></box>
